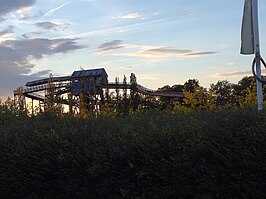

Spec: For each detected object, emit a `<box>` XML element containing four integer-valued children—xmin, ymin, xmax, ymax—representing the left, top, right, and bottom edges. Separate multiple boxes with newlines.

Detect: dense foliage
<box><xmin>105</xmin><ymin>76</ymin><xmax>266</xmax><ymax>114</ymax></box>
<box><xmin>0</xmin><ymin>106</ymin><xmax>266</xmax><ymax>198</ymax></box>
<box><xmin>12</xmin><ymin>75</ymin><xmax>266</xmax><ymax>117</ymax></box>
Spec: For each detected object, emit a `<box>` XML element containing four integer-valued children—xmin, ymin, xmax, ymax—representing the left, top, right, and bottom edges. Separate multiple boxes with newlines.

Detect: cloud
<box><xmin>119</xmin><ymin>65</ymin><xmax>140</xmax><ymax>70</ymax></box>
<box><xmin>226</xmin><ymin>62</ymin><xmax>235</xmax><ymax>66</ymax></box>
<box><xmin>95</xmin><ymin>40</ymin><xmax>215</xmax><ymax>59</ymax></box>
<box><xmin>35</xmin><ymin>21</ymin><xmax>59</xmax><ymax>30</ymax></box>
<box><xmin>30</xmin><ymin>70</ymin><xmax>52</xmax><ymax>77</ymax></box>
<box><xmin>43</xmin><ymin>2</ymin><xmax>70</xmax><ymax>17</ymax></box>
<box><xmin>0</xmin><ymin>0</ymin><xmax>36</xmax><ymax>17</ymax></box>
<box><xmin>22</xmin><ymin>21</ymin><xmax>70</xmax><ymax>38</ymax></box>
<box><xmin>138</xmin><ymin>74</ymin><xmax>158</xmax><ymax>81</ymax></box>
<box><xmin>209</xmin><ymin>71</ymin><xmax>252</xmax><ymax>78</ymax></box>
<box><xmin>139</xmin><ymin>47</ymin><xmax>208</xmax><ymax>58</ymax></box>
<box><xmin>3</xmin><ymin>38</ymin><xmax>85</xmax><ymax>59</ymax></box>
<box><xmin>99</xmin><ymin>61</ymin><xmax>112</xmax><ymax>66</ymax></box>
<box><xmin>57</xmin><ymin>18</ymin><xmax>168</xmax><ymax>39</ymax></box>
<box><xmin>0</xmin><ymin>45</ymin><xmax>34</xmax><ymax>74</ymax></box>
<box><xmin>16</xmin><ymin>6</ymin><xmax>33</xmax><ymax>19</ymax></box>
<box><xmin>0</xmin><ymin>25</ymin><xmax>14</xmax><ymax>37</ymax></box>
<box><xmin>209</xmin><ymin>66</ymin><xmax>219</xmax><ymax>69</ymax></box>
<box><xmin>0</xmin><ymin>37</ymin><xmax>85</xmax><ymax>98</ymax></box>
<box><xmin>16</xmin><ymin>6</ymin><xmax>32</xmax><ymax>15</ymax></box>
<box><xmin>115</xmin><ymin>46</ymin><xmax>215</xmax><ymax>58</ymax></box>
<box><xmin>0</xmin><ymin>45</ymin><xmax>43</xmax><ymax>97</ymax></box>
<box><xmin>21</xmin><ymin>31</ymin><xmax>44</xmax><ymax>39</ymax></box>
<box><xmin>185</xmin><ymin>51</ymin><xmax>216</xmax><ymax>57</ymax></box>
<box><xmin>115</xmin><ymin>12</ymin><xmax>141</xmax><ymax>19</ymax></box>
<box><xmin>96</xmin><ymin>40</ymin><xmax>125</xmax><ymax>53</ymax></box>
<box><xmin>144</xmin><ymin>48</ymin><xmax>191</xmax><ymax>55</ymax></box>
<box><xmin>0</xmin><ymin>69</ymin><xmax>52</xmax><ymax>100</ymax></box>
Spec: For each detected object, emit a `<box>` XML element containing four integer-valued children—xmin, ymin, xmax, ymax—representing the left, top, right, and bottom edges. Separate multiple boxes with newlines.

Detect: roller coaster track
<box><xmin>24</xmin><ymin>93</ymin><xmax>45</xmax><ymax>101</ymax></box>
<box><xmin>102</xmin><ymin>83</ymin><xmax>183</xmax><ymax>98</ymax></box>
<box><xmin>14</xmin><ymin>77</ymin><xmax>184</xmax><ymax>99</ymax></box>
<box><xmin>23</xmin><ymin>92</ymin><xmax>70</xmax><ymax>105</ymax></box>
<box><xmin>136</xmin><ymin>84</ymin><xmax>183</xmax><ymax>98</ymax></box>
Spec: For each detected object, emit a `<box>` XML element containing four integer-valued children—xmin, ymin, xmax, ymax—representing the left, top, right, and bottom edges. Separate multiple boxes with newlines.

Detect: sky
<box><xmin>1</xmin><ymin>0</ymin><xmax>266</xmax><ymax>99</ymax></box>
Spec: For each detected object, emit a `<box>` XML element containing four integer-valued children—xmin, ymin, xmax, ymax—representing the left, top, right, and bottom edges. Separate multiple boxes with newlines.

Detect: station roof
<box><xmin>25</xmin><ymin>76</ymin><xmax>71</xmax><ymax>87</ymax></box>
<box><xmin>25</xmin><ymin>68</ymin><xmax>108</xmax><ymax>87</ymax></box>
<box><xmin>71</xmin><ymin>68</ymin><xmax>108</xmax><ymax>78</ymax></box>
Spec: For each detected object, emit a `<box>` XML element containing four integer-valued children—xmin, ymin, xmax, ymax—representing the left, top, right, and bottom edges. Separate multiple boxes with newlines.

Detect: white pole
<box><xmin>252</xmin><ymin>0</ymin><xmax>263</xmax><ymax>111</ymax></box>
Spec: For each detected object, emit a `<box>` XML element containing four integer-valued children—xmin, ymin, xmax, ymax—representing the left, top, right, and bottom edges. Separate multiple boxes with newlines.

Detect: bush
<box><xmin>0</xmin><ymin>109</ymin><xmax>266</xmax><ymax>198</ymax></box>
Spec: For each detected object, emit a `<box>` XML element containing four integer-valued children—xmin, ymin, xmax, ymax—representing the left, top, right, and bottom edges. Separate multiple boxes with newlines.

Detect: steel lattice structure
<box><xmin>14</xmin><ymin>68</ymin><xmax>184</xmax><ymax>113</ymax></box>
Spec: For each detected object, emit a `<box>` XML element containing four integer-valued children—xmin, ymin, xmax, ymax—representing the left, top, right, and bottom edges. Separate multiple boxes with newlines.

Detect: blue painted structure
<box><xmin>71</xmin><ymin>68</ymin><xmax>108</xmax><ymax>96</ymax></box>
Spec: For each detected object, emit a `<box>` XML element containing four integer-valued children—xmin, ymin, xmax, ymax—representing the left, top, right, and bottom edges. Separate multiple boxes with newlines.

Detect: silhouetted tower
<box><xmin>71</xmin><ymin>68</ymin><xmax>108</xmax><ymax>113</ymax></box>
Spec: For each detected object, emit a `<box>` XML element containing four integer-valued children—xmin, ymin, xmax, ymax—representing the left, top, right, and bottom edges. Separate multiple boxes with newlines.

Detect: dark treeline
<box><xmin>158</xmin><ymin>76</ymin><xmax>264</xmax><ymax>111</ymax></box>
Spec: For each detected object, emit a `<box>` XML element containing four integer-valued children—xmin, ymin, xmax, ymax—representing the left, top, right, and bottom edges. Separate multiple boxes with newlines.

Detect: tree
<box><xmin>140</xmin><ymin>95</ymin><xmax>160</xmax><ymax>111</ymax></box>
<box><xmin>171</xmin><ymin>84</ymin><xmax>184</xmax><ymax>92</ymax></box>
<box><xmin>130</xmin><ymin>73</ymin><xmax>139</xmax><ymax>111</ymax></box>
<box><xmin>210</xmin><ymin>80</ymin><xmax>235</xmax><ymax>106</ymax></box>
<box><xmin>44</xmin><ymin>73</ymin><xmax>63</xmax><ymax>116</ymax></box>
<box><xmin>45</xmin><ymin>73</ymin><xmax>56</xmax><ymax>111</ymax></box>
<box><xmin>122</xmin><ymin>75</ymin><xmax>129</xmax><ymax>115</ymax></box>
<box><xmin>115</xmin><ymin>76</ymin><xmax>122</xmax><ymax>113</ymax></box>
<box><xmin>233</xmin><ymin>76</ymin><xmax>257</xmax><ymax>107</ymax></box>
<box><xmin>184</xmin><ymin>79</ymin><xmax>199</xmax><ymax>93</ymax></box>
<box><xmin>78</xmin><ymin>77</ymin><xmax>90</xmax><ymax>118</ymax></box>
<box><xmin>14</xmin><ymin>87</ymin><xmax>27</xmax><ymax>115</ymax></box>
<box><xmin>68</xmin><ymin>91</ymin><xmax>74</xmax><ymax>115</ymax></box>
<box><xmin>115</xmin><ymin>77</ymin><xmax>120</xmax><ymax>102</ymax></box>
<box><xmin>182</xmin><ymin>80</ymin><xmax>216</xmax><ymax>110</ymax></box>
<box><xmin>158</xmin><ymin>84</ymin><xmax>184</xmax><ymax>110</ymax></box>
<box><xmin>183</xmin><ymin>86</ymin><xmax>209</xmax><ymax>109</ymax></box>
<box><xmin>3</xmin><ymin>97</ymin><xmax>16</xmax><ymax>114</ymax></box>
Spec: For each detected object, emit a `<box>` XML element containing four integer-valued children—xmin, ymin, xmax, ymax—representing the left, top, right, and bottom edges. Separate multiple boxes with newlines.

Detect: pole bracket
<box><xmin>252</xmin><ymin>56</ymin><xmax>266</xmax><ymax>83</ymax></box>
